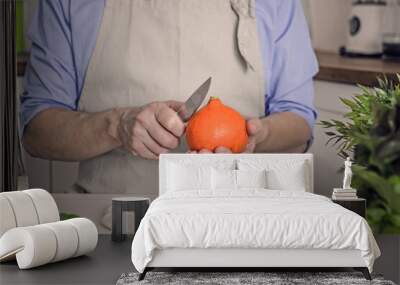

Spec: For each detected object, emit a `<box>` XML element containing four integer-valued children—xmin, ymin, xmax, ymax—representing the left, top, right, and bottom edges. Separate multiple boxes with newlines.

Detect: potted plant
<box><xmin>320</xmin><ymin>75</ymin><xmax>400</xmax><ymax>234</ymax></box>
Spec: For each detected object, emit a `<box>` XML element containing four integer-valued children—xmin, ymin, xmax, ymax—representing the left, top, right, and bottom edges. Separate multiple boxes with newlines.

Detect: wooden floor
<box><xmin>0</xmin><ymin>235</ymin><xmax>133</xmax><ymax>285</ymax></box>
<box><xmin>1</xmin><ymin>235</ymin><xmax>397</xmax><ymax>284</ymax></box>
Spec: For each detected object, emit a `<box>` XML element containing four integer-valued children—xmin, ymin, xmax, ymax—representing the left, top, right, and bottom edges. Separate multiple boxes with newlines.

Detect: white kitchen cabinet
<box><xmin>23</xmin><ymin>152</ymin><xmax>78</xmax><ymax>193</ymax></box>
<box><xmin>50</xmin><ymin>161</ymin><xmax>79</xmax><ymax>193</ymax></box>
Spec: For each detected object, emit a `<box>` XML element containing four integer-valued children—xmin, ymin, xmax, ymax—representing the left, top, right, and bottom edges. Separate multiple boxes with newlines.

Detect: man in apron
<box><xmin>21</xmin><ymin>0</ymin><xmax>318</xmax><ymax>198</ymax></box>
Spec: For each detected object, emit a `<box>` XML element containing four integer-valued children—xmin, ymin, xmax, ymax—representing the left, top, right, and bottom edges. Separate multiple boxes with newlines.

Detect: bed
<box><xmin>131</xmin><ymin>154</ymin><xmax>380</xmax><ymax>280</ymax></box>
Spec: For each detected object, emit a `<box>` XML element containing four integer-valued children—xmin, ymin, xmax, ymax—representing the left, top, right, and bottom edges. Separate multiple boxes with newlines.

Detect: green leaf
<box><xmin>376</xmin><ymin>141</ymin><xmax>400</xmax><ymax>163</ymax></box>
<box><xmin>319</xmin><ymin>120</ymin><xmax>334</xmax><ymax>128</ymax></box>
<box><xmin>353</xmin><ymin>166</ymin><xmax>400</xmax><ymax>211</ymax></box>
<box><xmin>377</xmin><ymin>77</ymin><xmax>388</xmax><ymax>89</ymax></box>
<box><xmin>325</xmin><ymin>131</ymin><xmax>336</xmax><ymax>136</ymax></box>
<box><xmin>339</xmin><ymin>150</ymin><xmax>349</xmax><ymax>159</ymax></box>
<box><xmin>390</xmin><ymin>214</ymin><xmax>400</xmax><ymax>227</ymax></box>
<box><xmin>60</xmin><ymin>212</ymin><xmax>79</xmax><ymax>220</ymax></box>
<box><xmin>367</xmin><ymin>207</ymin><xmax>386</xmax><ymax>223</ymax></box>
<box><xmin>340</xmin><ymin>98</ymin><xmax>358</xmax><ymax>110</ymax></box>
<box><xmin>389</xmin><ymin>176</ymin><xmax>400</xmax><ymax>195</ymax></box>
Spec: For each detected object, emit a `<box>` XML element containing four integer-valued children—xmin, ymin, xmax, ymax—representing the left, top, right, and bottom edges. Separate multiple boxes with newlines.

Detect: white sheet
<box><xmin>131</xmin><ymin>190</ymin><xmax>380</xmax><ymax>273</ymax></box>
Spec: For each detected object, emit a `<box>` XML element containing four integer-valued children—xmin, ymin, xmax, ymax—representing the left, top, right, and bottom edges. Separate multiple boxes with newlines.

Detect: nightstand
<box><xmin>112</xmin><ymin>197</ymin><xmax>150</xmax><ymax>242</ymax></box>
<box><xmin>332</xmin><ymin>198</ymin><xmax>366</xmax><ymax>218</ymax></box>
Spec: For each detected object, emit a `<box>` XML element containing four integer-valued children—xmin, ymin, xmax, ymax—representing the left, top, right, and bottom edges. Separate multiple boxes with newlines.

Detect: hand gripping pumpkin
<box><xmin>186</xmin><ymin>97</ymin><xmax>248</xmax><ymax>153</ymax></box>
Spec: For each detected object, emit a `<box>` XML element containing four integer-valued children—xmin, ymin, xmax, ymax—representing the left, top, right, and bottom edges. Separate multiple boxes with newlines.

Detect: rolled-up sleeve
<box><xmin>20</xmin><ymin>0</ymin><xmax>77</xmax><ymax>134</ymax></box>
<box><xmin>258</xmin><ymin>0</ymin><xmax>318</xmax><ymax>131</ymax></box>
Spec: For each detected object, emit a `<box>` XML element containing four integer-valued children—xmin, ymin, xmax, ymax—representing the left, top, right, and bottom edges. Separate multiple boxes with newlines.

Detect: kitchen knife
<box><xmin>177</xmin><ymin>77</ymin><xmax>212</xmax><ymax>122</ymax></box>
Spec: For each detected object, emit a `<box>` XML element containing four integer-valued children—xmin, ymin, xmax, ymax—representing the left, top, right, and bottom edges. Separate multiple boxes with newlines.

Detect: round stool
<box><xmin>111</xmin><ymin>197</ymin><xmax>150</xmax><ymax>242</ymax></box>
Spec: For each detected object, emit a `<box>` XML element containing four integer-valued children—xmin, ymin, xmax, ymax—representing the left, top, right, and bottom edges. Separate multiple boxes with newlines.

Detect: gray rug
<box><xmin>116</xmin><ymin>272</ymin><xmax>396</xmax><ymax>285</ymax></box>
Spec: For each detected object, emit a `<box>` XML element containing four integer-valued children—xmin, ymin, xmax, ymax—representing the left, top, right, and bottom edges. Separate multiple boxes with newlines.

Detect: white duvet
<box><xmin>131</xmin><ymin>190</ymin><xmax>380</xmax><ymax>273</ymax></box>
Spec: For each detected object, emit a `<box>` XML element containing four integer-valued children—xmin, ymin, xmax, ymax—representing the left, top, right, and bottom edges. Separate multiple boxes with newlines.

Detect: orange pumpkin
<box><xmin>186</xmin><ymin>97</ymin><xmax>248</xmax><ymax>153</ymax></box>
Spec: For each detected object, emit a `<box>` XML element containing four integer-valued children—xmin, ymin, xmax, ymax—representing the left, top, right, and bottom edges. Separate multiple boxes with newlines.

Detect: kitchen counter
<box><xmin>315</xmin><ymin>51</ymin><xmax>400</xmax><ymax>86</ymax></box>
<box><xmin>17</xmin><ymin>51</ymin><xmax>400</xmax><ymax>86</ymax></box>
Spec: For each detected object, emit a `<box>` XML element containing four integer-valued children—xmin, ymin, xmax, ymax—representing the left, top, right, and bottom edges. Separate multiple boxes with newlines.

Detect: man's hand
<box><xmin>242</xmin><ymin>118</ymin><xmax>269</xmax><ymax>153</ymax></box>
<box><xmin>189</xmin><ymin>118</ymin><xmax>269</xmax><ymax>154</ymax></box>
<box><xmin>189</xmin><ymin>111</ymin><xmax>311</xmax><ymax>154</ymax></box>
<box><xmin>117</xmin><ymin>101</ymin><xmax>185</xmax><ymax>159</ymax></box>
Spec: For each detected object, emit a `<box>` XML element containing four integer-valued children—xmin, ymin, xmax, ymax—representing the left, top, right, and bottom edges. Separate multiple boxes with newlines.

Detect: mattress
<box><xmin>131</xmin><ymin>189</ymin><xmax>380</xmax><ymax>273</ymax></box>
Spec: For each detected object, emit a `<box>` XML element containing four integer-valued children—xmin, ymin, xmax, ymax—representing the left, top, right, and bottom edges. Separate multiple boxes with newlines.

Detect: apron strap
<box><xmin>230</xmin><ymin>0</ymin><xmax>256</xmax><ymax>18</ymax></box>
<box><xmin>231</xmin><ymin>0</ymin><xmax>258</xmax><ymax>71</ymax></box>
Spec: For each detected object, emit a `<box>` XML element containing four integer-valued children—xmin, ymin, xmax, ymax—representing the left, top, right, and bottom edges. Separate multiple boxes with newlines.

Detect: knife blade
<box><xmin>177</xmin><ymin>77</ymin><xmax>212</xmax><ymax>122</ymax></box>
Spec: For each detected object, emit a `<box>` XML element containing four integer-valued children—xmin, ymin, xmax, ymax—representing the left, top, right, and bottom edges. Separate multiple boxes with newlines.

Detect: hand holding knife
<box><xmin>117</xmin><ymin>77</ymin><xmax>211</xmax><ymax>159</ymax></box>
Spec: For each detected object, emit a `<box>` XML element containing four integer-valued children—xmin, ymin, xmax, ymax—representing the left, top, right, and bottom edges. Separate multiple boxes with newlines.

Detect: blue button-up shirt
<box><xmin>21</xmin><ymin>0</ymin><xmax>318</xmax><ymax>134</ymax></box>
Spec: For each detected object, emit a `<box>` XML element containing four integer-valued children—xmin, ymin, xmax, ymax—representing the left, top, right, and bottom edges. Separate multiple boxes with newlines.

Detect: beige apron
<box><xmin>76</xmin><ymin>0</ymin><xmax>265</xmax><ymax>197</ymax></box>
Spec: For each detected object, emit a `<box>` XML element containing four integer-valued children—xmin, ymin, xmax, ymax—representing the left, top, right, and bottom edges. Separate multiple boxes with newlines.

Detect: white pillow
<box><xmin>212</xmin><ymin>168</ymin><xmax>237</xmax><ymax>190</ymax></box>
<box><xmin>211</xmin><ymin>169</ymin><xmax>268</xmax><ymax>190</ymax></box>
<box><xmin>266</xmin><ymin>163</ymin><xmax>307</xmax><ymax>191</ymax></box>
<box><xmin>236</xmin><ymin>169</ymin><xmax>267</xmax><ymax>189</ymax></box>
<box><xmin>237</xmin><ymin>159</ymin><xmax>308</xmax><ymax>191</ymax></box>
<box><xmin>167</xmin><ymin>162</ymin><xmax>212</xmax><ymax>191</ymax></box>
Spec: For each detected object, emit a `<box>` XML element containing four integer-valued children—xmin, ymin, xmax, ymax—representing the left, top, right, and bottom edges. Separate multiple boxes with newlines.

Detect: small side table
<box><xmin>112</xmin><ymin>197</ymin><xmax>150</xmax><ymax>242</ymax></box>
<box><xmin>332</xmin><ymin>198</ymin><xmax>366</xmax><ymax>218</ymax></box>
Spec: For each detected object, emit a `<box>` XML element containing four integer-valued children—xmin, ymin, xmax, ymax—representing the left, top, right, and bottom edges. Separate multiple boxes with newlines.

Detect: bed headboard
<box><xmin>159</xmin><ymin>153</ymin><xmax>314</xmax><ymax>195</ymax></box>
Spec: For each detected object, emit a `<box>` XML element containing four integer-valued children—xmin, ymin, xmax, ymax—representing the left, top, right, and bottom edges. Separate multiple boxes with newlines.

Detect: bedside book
<box><xmin>332</xmin><ymin>196</ymin><xmax>359</xmax><ymax>200</ymax></box>
<box><xmin>333</xmin><ymin>188</ymin><xmax>357</xmax><ymax>193</ymax></box>
<box><xmin>333</xmin><ymin>192</ymin><xmax>357</xmax><ymax>195</ymax></box>
<box><xmin>332</xmin><ymin>188</ymin><xmax>358</xmax><ymax>200</ymax></box>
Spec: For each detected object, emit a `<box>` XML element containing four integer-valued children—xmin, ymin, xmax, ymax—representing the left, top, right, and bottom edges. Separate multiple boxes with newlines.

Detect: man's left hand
<box><xmin>189</xmin><ymin>118</ymin><xmax>269</xmax><ymax>154</ymax></box>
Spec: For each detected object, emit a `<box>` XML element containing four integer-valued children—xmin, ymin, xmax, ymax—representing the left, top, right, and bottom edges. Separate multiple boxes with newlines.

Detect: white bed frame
<box><xmin>140</xmin><ymin>154</ymin><xmax>370</xmax><ymax>280</ymax></box>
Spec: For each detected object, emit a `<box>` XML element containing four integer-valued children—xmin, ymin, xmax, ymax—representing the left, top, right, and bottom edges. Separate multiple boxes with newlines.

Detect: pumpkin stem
<box><xmin>208</xmin><ymin>96</ymin><xmax>221</xmax><ymax>107</ymax></box>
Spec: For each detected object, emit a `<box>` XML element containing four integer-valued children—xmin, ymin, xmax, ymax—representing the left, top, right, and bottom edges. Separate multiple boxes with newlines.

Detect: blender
<box><xmin>382</xmin><ymin>0</ymin><xmax>400</xmax><ymax>59</ymax></box>
<box><xmin>341</xmin><ymin>0</ymin><xmax>387</xmax><ymax>57</ymax></box>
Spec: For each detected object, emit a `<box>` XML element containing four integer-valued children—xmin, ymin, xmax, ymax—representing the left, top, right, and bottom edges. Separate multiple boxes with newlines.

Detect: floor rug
<box><xmin>116</xmin><ymin>271</ymin><xmax>396</xmax><ymax>285</ymax></box>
